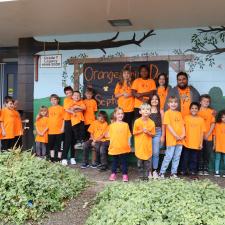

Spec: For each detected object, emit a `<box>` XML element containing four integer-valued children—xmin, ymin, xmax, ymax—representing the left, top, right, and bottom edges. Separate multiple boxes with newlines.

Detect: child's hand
<box><xmin>143</xmin><ymin>128</ymin><xmax>148</xmax><ymax>134</ymax></box>
<box><xmin>199</xmin><ymin>144</ymin><xmax>203</xmax><ymax>149</ymax></box>
<box><xmin>204</xmin><ymin>133</ymin><xmax>209</xmax><ymax>140</ymax></box>
<box><xmin>160</xmin><ymin>136</ymin><xmax>165</xmax><ymax>145</ymax></box>
<box><xmin>175</xmin><ymin>135</ymin><xmax>181</xmax><ymax>140</ymax></box>
<box><xmin>180</xmin><ymin>134</ymin><xmax>185</xmax><ymax>140</ymax></box>
<box><xmin>213</xmin><ymin>144</ymin><xmax>216</xmax><ymax>151</ymax></box>
<box><xmin>2</xmin><ymin>130</ymin><xmax>6</xmax><ymax>137</ymax></box>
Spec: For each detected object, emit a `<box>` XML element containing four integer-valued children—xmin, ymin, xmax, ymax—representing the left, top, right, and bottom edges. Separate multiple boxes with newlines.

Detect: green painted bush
<box><xmin>86</xmin><ymin>179</ymin><xmax>225</xmax><ymax>225</ymax></box>
<box><xmin>0</xmin><ymin>149</ymin><xmax>87</xmax><ymax>224</ymax></box>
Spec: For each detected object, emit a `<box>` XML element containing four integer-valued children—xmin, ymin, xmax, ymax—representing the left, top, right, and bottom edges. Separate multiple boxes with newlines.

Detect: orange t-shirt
<box><xmin>213</xmin><ymin>123</ymin><xmax>225</xmax><ymax>153</ymax></box>
<box><xmin>88</xmin><ymin>120</ymin><xmax>108</xmax><ymax>141</ymax></box>
<box><xmin>131</xmin><ymin>78</ymin><xmax>156</xmax><ymax>108</ymax></box>
<box><xmin>133</xmin><ymin>117</ymin><xmax>156</xmax><ymax>160</ymax></box>
<box><xmin>14</xmin><ymin>110</ymin><xmax>23</xmax><ymax>136</ymax></box>
<box><xmin>157</xmin><ymin>87</ymin><xmax>168</xmax><ymax>110</ymax></box>
<box><xmin>108</xmin><ymin>122</ymin><xmax>131</xmax><ymax>155</ymax></box>
<box><xmin>48</xmin><ymin>105</ymin><xmax>64</xmax><ymax>135</ymax></box>
<box><xmin>178</xmin><ymin>87</ymin><xmax>191</xmax><ymax>118</ymax></box>
<box><xmin>0</xmin><ymin>108</ymin><xmax>15</xmax><ymax>139</ymax></box>
<box><xmin>35</xmin><ymin>117</ymin><xmax>48</xmax><ymax>143</ymax></box>
<box><xmin>163</xmin><ymin>109</ymin><xmax>184</xmax><ymax>146</ymax></box>
<box><xmin>63</xmin><ymin>97</ymin><xmax>74</xmax><ymax>121</ymax></box>
<box><xmin>114</xmin><ymin>82</ymin><xmax>134</xmax><ymax>112</ymax></box>
<box><xmin>84</xmin><ymin>99</ymin><xmax>98</xmax><ymax>125</ymax></box>
<box><xmin>184</xmin><ymin>115</ymin><xmax>206</xmax><ymax>150</ymax></box>
<box><xmin>71</xmin><ymin>100</ymin><xmax>85</xmax><ymax>126</ymax></box>
<box><xmin>0</xmin><ymin>109</ymin><xmax>2</xmax><ymax>139</ymax></box>
<box><xmin>198</xmin><ymin>108</ymin><xmax>215</xmax><ymax>141</ymax></box>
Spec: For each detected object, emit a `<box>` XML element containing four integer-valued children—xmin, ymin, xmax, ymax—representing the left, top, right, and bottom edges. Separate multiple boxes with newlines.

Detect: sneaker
<box><xmin>214</xmin><ymin>172</ymin><xmax>220</xmax><ymax>178</ymax></box>
<box><xmin>198</xmin><ymin>171</ymin><xmax>204</xmax><ymax>176</ymax></box>
<box><xmin>97</xmin><ymin>164</ymin><xmax>102</xmax><ymax>169</ymax></box>
<box><xmin>70</xmin><ymin>158</ymin><xmax>76</xmax><ymax>165</ymax></box>
<box><xmin>148</xmin><ymin>172</ymin><xmax>153</xmax><ymax>179</ymax></box>
<box><xmin>222</xmin><ymin>174</ymin><xmax>225</xmax><ymax>178</ymax></box>
<box><xmin>203</xmin><ymin>171</ymin><xmax>209</xmax><ymax>176</ymax></box>
<box><xmin>109</xmin><ymin>173</ymin><xmax>116</xmax><ymax>181</ymax></box>
<box><xmin>170</xmin><ymin>174</ymin><xmax>179</xmax><ymax>179</ymax></box>
<box><xmin>122</xmin><ymin>174</ymin><xmax>129</xmax><ymax>182</ymax></box>
<box><xmin>61</xmin><ymin>159</ymin><xmax>68</xmax><ymax>166</ymax></box>
<box><xmin>159</xmin><ymin>173</ymin><xmax>165</xmax><ymax>179</ymax></box>
<box><xmin>152</xmin><ymin>170</ymin><xmax>159</xmax><ymax>179</ymax></box>
<box><xmin>81</xmin><ymin>163</ymin><xmax>89</xmax><ymax>169</ymax></box>
<box><xmin>91</xmin><ymin>163</ymin><xmax>98</xmax><ymax>168</ymax></box>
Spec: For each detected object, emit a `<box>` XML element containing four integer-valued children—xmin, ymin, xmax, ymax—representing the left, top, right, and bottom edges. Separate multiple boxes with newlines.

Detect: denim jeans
<box><xmin>111</xmin><ymin>153</ymin><xmax>128</xmax><ymax>175</ymax></box>
<box><xmin>199</xmin><ymin>140</ymin><xmax>213</xmax><ymax>172</ymax></box>
<box><xmin>215</xmin><ymin>152</ymin><xmax>225</xmax><ymax>173</ymax></box>
<box><xmin>160</xmin><ymin>145</ymin><xmax>183</xmax><ymax>175</ymax></box>
<box><xmin>152</xmin><ymin>127</ymin><xmax>162</xmax><ymax>170</ymax></box>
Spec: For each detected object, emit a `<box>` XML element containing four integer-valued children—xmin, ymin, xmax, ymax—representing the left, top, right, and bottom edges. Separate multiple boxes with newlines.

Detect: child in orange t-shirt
<box><xmin>160</xmin><ymin>96</ymin><xmax>185</xmax><ymax>178</ymax></box>
<box><xmin>48</xmin><ymin>94</ymin><xmax>65</xmax><ymax>162</ymax></box>
<box><xmin>35</xmin><ymin>106</ymin><xmax>48</xmax><ymax>158</ymax></box>
<box><xmin>133</xmin><ymin>103</ymin><xmax>155</xmax><ymax>181</ymax></box>
<box><xmin>198</xmin><ymin>94</ymin><xmax>215</xmax><ymax>175</ymax></box>
<box><xmin>71</xmin><ymin>91</ymin><xmax>86</xmax><ymax>150</ymax></box>
<box><xmin>213</xmin><ymin>110</ymin><xmax>225</xmax><ymax>177</ymax></box>
<box><xmin>114</xmin><ymin>67</ymin><xmax>134</xmax><ymax>131</ymax></box>
<box><xmin>83</xmin><ymin>88</ymin><xmax>98</xmax><ymax>140</ymax></box>
<box><xmin>107</xmin><ymin>107</ymin><xmax>131</xmax><ymax>182</ymax></box>
<box><xmin>62</xmin><ymin>86</ymin><xmax>75</xmax><ymax>166</ymax></box>
<box><xmin>0</xmin><ymin>98</ymin><xmax>16</xmax><ymax>150</ymax></box>
<box><xmin>181</xmin><ymin>102</ymin><xmax>205</xmax><ymax>175</ymax></box>
<box><xmin>131</xmin><ymin>65</ymin><xmax>156</xmax><ymax>119</ymax></box>
<box><xmin>81</xmin><ymin>111</ymin><xmax>109</xmax><ymax>170</ymax></box>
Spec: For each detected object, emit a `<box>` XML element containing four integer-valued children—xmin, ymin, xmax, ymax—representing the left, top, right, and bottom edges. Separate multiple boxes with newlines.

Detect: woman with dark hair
<box><xmin>156</xmin><ymin>73</ymin><xmax>170</xmax><ymax>111</ymax></box>
<box><xmin>149</xmin><ymin>92</ymin><xmax>165</xmax><ymax>178</ymax></box>
<box><xmin>131</xmin><ymin>65</ymin><xmax>156</xmax><ymax>119</ymax></box>
<box><xmin>114</xmin><ymin>67</ymin><xmax>134</xmax><ymax>131</ymax></box>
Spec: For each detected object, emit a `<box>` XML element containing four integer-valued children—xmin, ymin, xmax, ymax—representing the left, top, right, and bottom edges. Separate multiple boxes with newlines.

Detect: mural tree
<box><xmin>186</xmin><ymin>26</ymin><xmax>225</xmax><ymax>71</ymax></box>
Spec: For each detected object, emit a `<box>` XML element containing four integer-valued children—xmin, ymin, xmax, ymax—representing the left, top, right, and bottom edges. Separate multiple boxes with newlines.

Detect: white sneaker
<box><xmin>152</xmin><ymin>170</ymin><xmax>159</xmax><ymax>179</ymax></box>
<box><xmin>170</xmin><ymin>174</ymin><xmax>179</xmax><ymax>179</ymax></box>
<box><xmin>148</xmin><ymin>172</ymin><xmax>153</xmax><ymax>179</ymax></box>
<box><xmin>159</xmin><ymin>173</ymin><xmax>165</xmax><ymax>179</ymax></box>
<box><xmin>61</xmin><ymin>159</ymin><xmax>68</xmax><ymax>166</ymax></box>
<box><xmin>70</xmin><ymin>158</ymin><xmax>76</xmax><ymax>165</ymax></box>
<box><xmin>74</xmin><ymin>142</ymin><xmax>83</xmax><ymax>149</ymax></box>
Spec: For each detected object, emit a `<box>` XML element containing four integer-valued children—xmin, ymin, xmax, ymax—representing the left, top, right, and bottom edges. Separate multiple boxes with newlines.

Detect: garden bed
<box><xmin>0</xmin><ymin>149</ymin><xmax>87</xmax><ymax>224</ymax></box>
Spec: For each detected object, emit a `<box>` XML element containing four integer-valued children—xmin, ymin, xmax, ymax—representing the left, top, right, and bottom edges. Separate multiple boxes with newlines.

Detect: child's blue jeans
<box><xmin>215</xmin><ymin>152</ymin><xmax>225</xmax><ymax>173</ymax></box>
<box><xmin>152</xmin><ymin>127</ymin><xmax>162</xmax><ymax>170</ymax></box>
<box><xmin>160</xmin><ymin>145</ymin><xmax>183</xmax><ymax>175</ymax></box>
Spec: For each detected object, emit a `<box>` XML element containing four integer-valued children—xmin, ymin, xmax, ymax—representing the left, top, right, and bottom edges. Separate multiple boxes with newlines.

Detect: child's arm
<box><xmin>180</xmin><ymin>126</ymin><xmax>186</xmax><ymax>140</ymax></box>
<box><xmin>61</xmin><ymin>120</ymin><xmax>65</xmax><ymax>133</ymax></box>
<box><xmin>160</xmin><ymin>110</ymin><xmax>165</xmax><ymax>144</ymax></box>
<box><xmin>0</xmin><ymin>122</ymin><xmax>6</xmax><ymax>137</ymax></box>
<box><xmin>213</xmin><ymin>135</ymin><xmax>216</xmax><ymax>151</ymax></box>
<box><xmin>200</xmin><ymin>130</ymin><xmax>204</xmax><ymax>149</ymax></box>
<box><xmin>204</xmin><ymin>122</ymin><xmax>215</xmax><ymax>140</ymax></box>
<box><xmin>167</xmin><ymin>125</ymin><xmax>181</xmax><ymax>140</ymax></box>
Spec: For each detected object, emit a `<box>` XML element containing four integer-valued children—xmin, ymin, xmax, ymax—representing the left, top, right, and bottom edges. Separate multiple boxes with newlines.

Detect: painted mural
<box><xmin>34</xmin><ymin>27</ymin><xmax>225</xmax><ymax>117</ymax></box>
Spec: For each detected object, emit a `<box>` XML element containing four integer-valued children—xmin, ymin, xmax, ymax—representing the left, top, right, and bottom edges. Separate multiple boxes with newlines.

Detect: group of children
<box><xmin>1</xmin><ymin>65</ymin><xmax>224</xmax><ymax>182</ymax></box>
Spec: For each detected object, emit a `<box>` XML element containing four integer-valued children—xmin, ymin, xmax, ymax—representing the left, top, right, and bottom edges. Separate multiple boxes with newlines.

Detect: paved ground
<box><xmin>39</xmin><ymin>164</ymin><xmax>225</xmax><ymax>225</ymax></box>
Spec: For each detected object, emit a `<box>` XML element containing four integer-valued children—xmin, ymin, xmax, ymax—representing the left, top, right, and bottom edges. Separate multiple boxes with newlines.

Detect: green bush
<box><xmin>0</xmin><ymin>149</ymin><xmax>87</xmax><ymax>224</ymax></box>
<box><xmin>86</xmin><ymin>179</ymin><xmax>225</xmax><ymax>225</ymax></box>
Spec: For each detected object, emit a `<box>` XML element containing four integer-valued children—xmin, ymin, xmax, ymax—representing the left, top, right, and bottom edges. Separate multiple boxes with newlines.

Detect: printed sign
<box><xmin>40</xmin><ymin>54</ymin><xmax>62</xmax><ymax>68</ymax></box>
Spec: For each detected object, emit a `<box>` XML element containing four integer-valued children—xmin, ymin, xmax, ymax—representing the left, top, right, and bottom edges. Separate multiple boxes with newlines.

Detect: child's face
<box><xmin>140</xmin><ymin>107</ymin><xmax>151</xmax><ymax>117</ymax></box>
<box><xmin>140</xmin><ymin>67</ymin><xmax>149</xmax><ymax>79</ymax></box>
<box><xmin>168</xmin><ymin>100</ymin><xmax>178</xmax><ymax>111</ymax></box>
<box><xmin>40</xmin><ymin>109</ymin><xmax>48</xmax><ymax>117</ymax></box>
<box><xmin>65</xmin><ymin>90</ymin><xmax>73</xmax><ymax>98</ymax></box>
<box><xmin>115</xmin><ymin>109</ymin><xmax>124</xmax><ymax>121</ymax></box>
<box><xmin>85</xmin><ymin>92</ymin><xmax>93</xmax><ymax>100</ymax></box>
<box><xmin>123</xmin><ymin>70</ymin><xmax>130</xmax><ymax>81</ymax></box>
<box><xmin>200</xmin><ymin>98</ymin><xmax>210</xmax><ymax>108</ymax></box>
<box><xmin>13</xmin><ymin>100</ymin><xmax>18</xmax><ymax>109</ymax></box>
<box><xmin>158</xmin><ymin>75</ymin><xmax>166</xmax><ymax>86</ymax></box>
<box><xmin>72</xmin><ymin>92</ymin><xmax>81</xmax><ymax>101</ymax></box>
<box><xmin>50</xmin><ymin>97</ymin><xmax>59</xmax><ymax>106</ymax></box>
<box><xmin>6</xmin><ymin>101</ymin><xmax>14</xmax><ymax>110</ymax></box>
<box><xmin>190</xmin><ymin>105</ymin><xmax>199</xmax><ymax>116</ymax></box>
<box><xmin>221</xmin><ymin>115</ymin><xmax>225</xmax><ymax>123</ymax></box>
<box><xmin>151</xmin><ymin>95</ymin><xmax>159</xmax><ymax>107</ymax></box>
<box><xmin>97</xmin><ymin>115</ymin><xmax>105</xmax><ymax>123</ymax></box>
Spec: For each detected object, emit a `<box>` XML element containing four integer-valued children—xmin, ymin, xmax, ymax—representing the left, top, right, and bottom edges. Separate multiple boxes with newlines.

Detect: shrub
<box><xmin>86</xmin><ymin>179</ymin><xmax>225</xmax><ymax>225</ymax></box>
<box><xmin>0</xmin><ymin>149</ymin><xmax>87</xmax><ymax>224</ymax></box>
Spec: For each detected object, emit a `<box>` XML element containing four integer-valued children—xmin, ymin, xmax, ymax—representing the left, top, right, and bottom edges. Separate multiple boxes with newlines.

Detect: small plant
<box><xmin>86</xmin><ymin>179</ymin><xmax>225</xmax><ymax>225</ymax></box>
<box><xmin>0</xmin><ymin>149</ymin><xmax>87</xmax><ymax>224</ymax></box>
